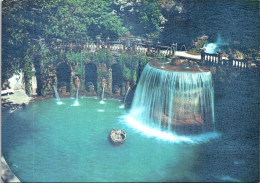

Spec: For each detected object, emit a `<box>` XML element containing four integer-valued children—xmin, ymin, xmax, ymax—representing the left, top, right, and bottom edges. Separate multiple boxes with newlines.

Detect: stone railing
<box><xmin>47</xmin><ymin>36</ymin><xmax>176</xmax><ymax>57</ymax></box>
<box><xmin>45</xmin><ymin>36</ymin><xmax>257</xmax><ymax>70</ymax></box>
<box><xmin>200</xmin><ymin>49</ymin><xmax>253</xmax><ymax>70</ymax></box>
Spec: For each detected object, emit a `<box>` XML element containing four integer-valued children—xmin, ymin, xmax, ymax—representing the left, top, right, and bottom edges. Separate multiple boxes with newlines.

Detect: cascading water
<box><xmin>53</xmin><ymin>85</ymin><xmax>63</xmax><ymax>105</ymax></box>
<box><xmin>126</xmin><ymin>60</ymin><xmax>216</xmax><ymax>141</ymax></box>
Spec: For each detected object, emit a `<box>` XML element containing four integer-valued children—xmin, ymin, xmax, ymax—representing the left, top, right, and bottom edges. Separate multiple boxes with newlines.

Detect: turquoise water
<box><xmin>2</xmin><ymin>96</ymin><xmax>258</xmax><ymax>182</ymax></box>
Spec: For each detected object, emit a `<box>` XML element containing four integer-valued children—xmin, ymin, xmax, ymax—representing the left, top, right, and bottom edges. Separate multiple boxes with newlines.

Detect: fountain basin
<box><xmin>149</xmin><ymin>59</ymin><xmax>209</xmax><ymax>72</ymax></box>
<box><xmin>129</xmin><ymin>60</ymin><xmax>215</xmax><ymax>134</ymax></box>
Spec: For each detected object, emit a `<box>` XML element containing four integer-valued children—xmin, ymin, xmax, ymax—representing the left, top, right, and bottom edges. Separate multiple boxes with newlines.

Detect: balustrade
<box><xmin>39</xmin><ymin>36</ymin><xmax>256</xmax><ymax>70</ymax></box>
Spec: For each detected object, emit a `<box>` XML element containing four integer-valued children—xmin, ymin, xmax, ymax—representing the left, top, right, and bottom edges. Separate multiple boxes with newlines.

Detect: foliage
<box><xmin>190</xmin><ymin>39</ymin><xmax>208</xmax><ymax>54</ymax></box>
<box><xmin>97</xmin><ymin>71</ymin><xmax>109</xmax><ymax>78</ymax></box>
<box><xmin>66</xmin><ymin>52</ymin><xmax>88</xmax><ymax>64</ymax></box>
<box><xmin>117</xmin><ymin>53</ymin><xmax>148</xmax><ymax>85</ymax></box>
<box><xmin>247</xmin><ymin>48</ymin><xmax>259</xmax><ymax>60</ymax></box>
<box><xmin>113</xmin><ymin>0</ymin><xmax>161</xmax><ymax>40</ymax></box>
<box><xmin>2</xmin><ymin>0</ymin><xmax>33</xmax><ymax>85</ymax></box>
<box><xmin>74</xmin><ymin>65</ymin><xmax>84</xmax><ymax>80</ymax></box>
<box><xmin>138</xmin><ymin>0</ymin><xmax>161</xmax><ymax>39</ymax></box>
<box><xmin>23</xmin><ymin>47</ymin><xmax>36</xmax><ymax>95</ymax></box>
<box><xmin>41</xmin><ymin>0</ymin><xmax>126</xmax><ymax>41</ymax></box>
<box><xmin>2</xmin><ymin>0</ymin><xmax>126</xmax><ymax>85</ymax></box>
<box><xmin>88</xmin><ymin>50</ymin><xmax>113</xmax><ymax>67</ymax></box>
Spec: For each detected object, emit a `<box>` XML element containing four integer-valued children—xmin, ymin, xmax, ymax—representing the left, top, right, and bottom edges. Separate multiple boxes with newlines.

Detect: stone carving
<box><xmin>125</xmin><ymin>81</ymin><xmax>130</xmax><ymax>91</ymax></box>
<box><xmin>75</xmin><ymin>76</ymin><xmax>80</xmax><ymax>89</ymax></box>
<box><xmin>109</xmin><ymin>129</ymin><xmax>126</xmax><ymax>146</ymax></box>
<box><xmin>101</xmin><ymin>78</ymin><xmax>107</xmax><ymax>88</ymax></box>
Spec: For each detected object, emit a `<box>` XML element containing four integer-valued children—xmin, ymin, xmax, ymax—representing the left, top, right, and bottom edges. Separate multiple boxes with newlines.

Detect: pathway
<box><xmin>175</xmin><ymin>51</ymin><xmax>201</xmax><ymax>60</ymax></box>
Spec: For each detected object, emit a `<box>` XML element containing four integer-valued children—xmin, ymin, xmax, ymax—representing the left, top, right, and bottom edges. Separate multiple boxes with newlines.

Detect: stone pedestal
<box><xmin>61</xmin><ymin>86</ymin><xmax>67</xmax><ymax>94</ymax></box>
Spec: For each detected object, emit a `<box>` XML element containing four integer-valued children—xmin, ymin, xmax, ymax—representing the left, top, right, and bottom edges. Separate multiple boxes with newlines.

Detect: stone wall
<box><xmin>35</xmin><ymin>54</ymin><xmax>140</xmax><ymax>98</ymax></box>
<box><xmin>6</xmin><ymin>72</ymin><xmax>25</xmax><ymax>90</ymax></box>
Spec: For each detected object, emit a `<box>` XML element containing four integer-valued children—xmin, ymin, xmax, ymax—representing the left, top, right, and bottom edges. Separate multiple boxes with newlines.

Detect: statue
<box><xmin>75</xmin><ymin>76</ymin><xmax>80</xmax><ymax>89</ymax></box>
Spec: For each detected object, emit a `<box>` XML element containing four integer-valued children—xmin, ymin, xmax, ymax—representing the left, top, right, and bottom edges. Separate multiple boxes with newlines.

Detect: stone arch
<box><xmin>111</xmin><ymin>64</ymin><xmax>123</xmax><ymax>94</ymax></box>
<box><xmin>85</xmin><ymin>63</ymin><xmax>97</xmax><ymax>92</ymax></box>
<box><xmin>56</xmin><ymin>62</ymin><xmax>71</xmax><ymax>92</ymax></box>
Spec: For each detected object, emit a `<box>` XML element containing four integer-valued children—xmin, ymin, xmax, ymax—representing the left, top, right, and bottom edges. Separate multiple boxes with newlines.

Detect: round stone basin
<box><xmin>149</xmin><ymin>60</ymin><xmax>210</xmax><ymax>73</ymax></box>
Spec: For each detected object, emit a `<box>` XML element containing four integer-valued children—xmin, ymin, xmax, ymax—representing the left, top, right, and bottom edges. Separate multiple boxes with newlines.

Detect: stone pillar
<box><xmin>200</xmin><ymin>48</ymin><xmax>206</xmax><ymax>64</ymax></box>
<box><xmin>217</xmin><ymin>51</ymin><xmax>223</xmax><ymax>65</ymax></box>
<box><xmin>132</xmin><ymin>39</ymin><xmax>136</xmax><ymax>52</ymax></box>
<box><xmin>171</xmin><ymin>43</ymin><xmax>177</xmax><ymax>57</ymax></box>
<box><xmin>228</xmin><ymin>55</ymin><xmax>234</xmax><ymax>68</ymax></box>
<box><xmin>121</xmin><ymin>39</ymin><xmax>126</xmax><ymax>52</ymax></box>
<box><xmin>106</xmin><ymin>37</ymin><xmax>110</xmax><ymax>51</ymax></box>
<box><xmin>146</xmin><ymin>40</ymin><xmax>152</xmax><ymax>55</ymax></box>
<box><xmin>31</xmin><ymin>66</ymin><xmax>37</xmax><ymax>96</ymax></box>
<box><xmin>156</xmin><ymin>41</ymin><xmax>161</xmax><ymax>54</ymax></box>
<box><xmin>96</xmin><ymin>35</ymin><xmax>101</xmax><ymax>51</ymax></box>
<box><xmin>247</xmin><ymin>59</ymin><xmax>252</xmax><ymax>68</ymax></box>
<box><xmin>108</xmin><ymin>68</ymin><xmax>112</xmax><ymax>94</ymax></box>
<box><xmin>69</xmin><ymin>42</ymin><xmax>73</xmax><ymax>51</ymax></box>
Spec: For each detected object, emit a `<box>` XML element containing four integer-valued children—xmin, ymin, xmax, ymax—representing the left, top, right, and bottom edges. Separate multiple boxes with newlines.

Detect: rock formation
<box><xmin>109</xmin><ymin>129</ymin><xmax>126</xmax><ymax>145</ymax></box>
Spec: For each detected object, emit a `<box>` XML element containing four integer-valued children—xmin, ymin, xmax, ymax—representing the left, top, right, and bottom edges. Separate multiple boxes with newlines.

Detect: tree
<box><xmin>112</xmin><ymin>0</ymin><xmax>162</xmax><ymax>40</ymax></box>
<box><xmin>2</xmin><ymin>0</ymin><xmax>126</xmax><ymax>86</ymax></box>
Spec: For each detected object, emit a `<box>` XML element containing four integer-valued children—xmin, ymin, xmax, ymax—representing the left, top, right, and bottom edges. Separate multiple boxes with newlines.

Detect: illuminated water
<box><xmin>53</xmin><ymin>85</ymin><xmax>63</xmax><ymax>105</ymax></box>
<box><xmin>72</xmin><ymin>88</ymin><xmax>80</xmax><ymax>106</ymax></box>
<box><xmin>1</xmin><ymin>94</ymin><xmax>258</xmax><ymax>182</ymax></box>
<box><xmin>129</xmin><ymin>63</ymin><xmax>215</xmax><ymax>135</ymax></box>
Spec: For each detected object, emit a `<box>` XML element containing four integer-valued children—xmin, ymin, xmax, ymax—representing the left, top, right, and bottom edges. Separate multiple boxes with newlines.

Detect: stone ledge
<box><xmin>1</xmin><ymin>156</ymin><xmax>21</xmax><ymax>183</ymax></box>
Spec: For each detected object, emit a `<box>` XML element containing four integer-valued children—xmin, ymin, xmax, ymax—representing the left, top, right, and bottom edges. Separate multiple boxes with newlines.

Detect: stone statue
<box><xmin>101</xmin><ymin>78</ymin><xmax>107</xmax><ymax>88</ymax></box>
<box><xmin>75</xmin><ymin>76</ymin><xmax>80</xmax><ymax>89</ymax></box>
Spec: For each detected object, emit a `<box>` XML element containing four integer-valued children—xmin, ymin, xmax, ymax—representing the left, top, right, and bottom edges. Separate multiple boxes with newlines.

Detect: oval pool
<box><xmin>2</xmin><ymin>97</ymin><xmax>257</xmax><ymax>182</ymax></box>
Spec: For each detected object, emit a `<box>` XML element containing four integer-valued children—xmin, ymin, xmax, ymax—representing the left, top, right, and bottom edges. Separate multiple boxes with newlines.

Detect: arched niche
<box><xmin>85</xmin><ymin>63</ymin><xmax>97</xmax><ymax>92</ymax></box>
<box><xmin>111</xmin><ymin>64</ymin><xmax>123</xmax><ymax>93</ymax></box>
<box><xmin>56</xmin><ymin>62</ymin><xmax>71</xmax><ymax>92</ymax></box>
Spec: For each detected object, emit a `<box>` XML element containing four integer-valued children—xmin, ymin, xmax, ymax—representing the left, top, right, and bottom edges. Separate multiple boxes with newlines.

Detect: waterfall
<box><xmin>124</xmin><ymin>87</ymin><xmax>131</xmax><ymax>104</ymax></box>
<box><xmin>127</xmin><ymin>63</ymin><xmax>215</xmax><ymax>135</ymax></box>
<box><xmin>53</xmin><ymin>85</ymin><xmax>63</xmax><ymax>105</ymax></box>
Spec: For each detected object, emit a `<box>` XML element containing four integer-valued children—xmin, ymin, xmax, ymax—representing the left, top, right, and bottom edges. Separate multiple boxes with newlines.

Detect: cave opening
<box><xmin>56</xmin><ymin>62</ymin><xmax>71</xmax><ymax>92</ymax></box>
<box><xmin>85</xmin><ymin>63</ymin><xmax>97</xmax><ymax>92</ymax></box>
<box><xmin>111</xmin><ymin>64</ymin><xmax>123</xmax><ymax>93</ymax></box>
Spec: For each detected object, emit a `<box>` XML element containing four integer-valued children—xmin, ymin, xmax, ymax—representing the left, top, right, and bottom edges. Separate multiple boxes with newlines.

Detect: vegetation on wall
<box><xmin>118</xmin><ymin>53</ymin><xmax>148</xmax><ymax>86</ymax></box>
<box><xmin>90</xmin><ymin>50</ymin><xmax>113</xmax><ymax>67</ymax></box>
<box><xmin>23</xmin><ymin>48</ymin><xmax>34</xmax><ymax>95</ymax></box>
<box><xmin>2</xmin><ymin>0</ymin><xmax>126</xmax><ymax>86</ymax></box>
<box><xmin>190</xmin><ymin>39</ymin><xmax>208</xmax><ymax>54</ymax></box>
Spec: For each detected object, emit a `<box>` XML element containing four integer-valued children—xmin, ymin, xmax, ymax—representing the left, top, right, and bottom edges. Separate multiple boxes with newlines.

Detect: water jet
<box><xmin>53</xmin><ymin>85</ymin><xmax>63</xmax><ymax>105</ymax></box>
<box><xmin>72</xmin><ymin>87</ymin><xmax>80</xmax><ymax>106</ymax></box>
